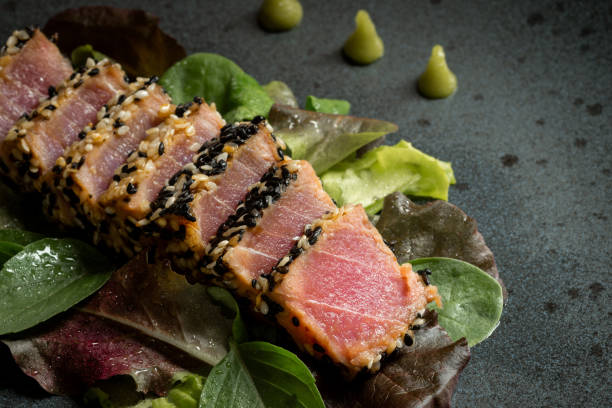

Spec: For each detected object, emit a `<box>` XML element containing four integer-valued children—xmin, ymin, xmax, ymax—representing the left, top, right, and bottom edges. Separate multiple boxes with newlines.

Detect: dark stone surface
<box><xmin>0</xmin><ymin>0</ymin><xmax>610</xmax><ymax>407</ymax></box>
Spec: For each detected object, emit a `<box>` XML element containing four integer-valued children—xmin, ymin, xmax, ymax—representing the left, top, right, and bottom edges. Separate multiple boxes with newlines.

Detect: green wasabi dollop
<box><xmin>258</xmin><ymin>0</ymin><xmax>303</xmax><ymax>32</ymax></box>
<box><xmin>418</xmin><ymin>45</ymin><xmax>458</xmax><ymax>99</ymax></box>
<box><xmin>343</xmin><ymin>10</ymin><xmax>384</xmax><ymax>65</ymax></box>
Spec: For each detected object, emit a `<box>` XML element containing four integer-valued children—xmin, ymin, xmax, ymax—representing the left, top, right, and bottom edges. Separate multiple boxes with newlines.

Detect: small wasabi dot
<box><xmin>258</xmin><ymin>0</ymin><xmax>303</xmax><ymax>32</ymax></box>
<box><xmin>418</xmin><ymin>45</ymin><xmax>458</xmax><ymax>99</ymax></box>
<box><xmin>343</xmin><ymin>10</ymin><xmax>384</xmax><ymax>65</ymax></box>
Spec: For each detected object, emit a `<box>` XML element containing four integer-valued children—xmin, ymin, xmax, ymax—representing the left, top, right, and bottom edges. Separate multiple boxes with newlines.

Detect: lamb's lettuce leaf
<box><xmin>160</xmin><ymin>53</ymin><xmax>274</xmax><ymax>123</ymax></box>
<box><xmin>411</xmin><ymin>258</ymin><xmax>503</xmax><ymax>347</ymax></box>
<box><xmin>0</xmin><ymin>238</ymin><xmax>113</xmax><ymax>335</ymax></box>
<box><xmin>321</xmin><ymin>140</ymin><xmax>455</xmax><ymax>215</ymax></box>
<box><xmin>269</xmin><ymin>104</ymin><xmax>397</xmax><ymax>174</ymax></box>
<box><xmin>305</xmin><ymin>95</ymin><xmax>351</xmax><ymax>115</ymax></box>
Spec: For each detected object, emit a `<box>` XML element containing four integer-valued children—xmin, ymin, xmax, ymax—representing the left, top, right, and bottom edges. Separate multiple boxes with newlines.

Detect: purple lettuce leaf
<box><xmin>314</xmin><ymin>310</ymin><xmax>470</xmax><ymax>408</ymax></box>
<box><xmin>43</xmin><ymin>6</ymin><xmax>186</xmax><ymax>77</ymax></box>
<box><xmin>1</xmin><ymin>255</ymin><xmax>232</xmax><ymax>396</ymax></box>
<box><xmin>376</xmin><ymin>192</ymin><xmax>505</xmax><ymax>295</ymax></box>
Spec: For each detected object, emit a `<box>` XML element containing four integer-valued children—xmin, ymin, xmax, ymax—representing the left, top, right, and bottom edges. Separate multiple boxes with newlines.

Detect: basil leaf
<box><xmin>160</xmin><ymin>53</ymin><xmax>274</xmax><ymax>123</ymax></box>
<box><xmin>269</xmin><ymin>104</ymin><xmax>398</xmax><ymax>174</ymax></box>
<box><xmin>0</xmin><ymin>229</ymin><xmax>45</xmax><ymax>246</ymax></box>
<box><xmin>240</xmin><ymin>342</ymin><xmax>324</xmax><ymax>408</ymax></box>
<box><xmin>305</xmin><ymin>95</ymin><xmax>351</xmax><ymax>115</ymax></box>
<box><xmin>200</xmin><ymin>341</ymin><xmax>265</xmax><ymax>408</ymax></box>
<box><xmin>263</xmin><ymin>80</ymin><xmax>298</xmax><ymax>108</ymax></box>
<box><xmin>321</xmin><ymin>140</ymin><xmax>455</xmax><ymax>215</ymax></box>
<box><xmin>0</xmin><ymin>241</ymin><xmax>23</xmax><ymax>266</ymax></box>
<box><xmin>206</xmin><ymin>287</ymin><xmax>248</xmax><ymax>344</ymax></box>
<box><xmin>410</xmin><ymin>257</ymin><xmax>503</xmax><ymax>347</ymax></box>
<box><xmin>0</xmin><ymin>238</ymin><xmax>113</xmax><ymax>335</ymax></box>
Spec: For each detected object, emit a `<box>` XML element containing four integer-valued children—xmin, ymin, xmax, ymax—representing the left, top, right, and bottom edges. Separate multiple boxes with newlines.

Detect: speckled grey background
<box><xmin>0</xmin><ymin>0</ymin><xmax>610</xmax><ymax>407</ymax></box>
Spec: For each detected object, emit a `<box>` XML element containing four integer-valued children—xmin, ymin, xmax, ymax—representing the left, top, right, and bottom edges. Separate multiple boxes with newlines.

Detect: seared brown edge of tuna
<box><xmin>1</xmin><ymin>27</ymin><xmax>36</xmax><ymax>56</ymax></box>
<box><xmin>43</xmin><ymin>76</ymin><xmax>165</xmax><ymax>229</ymax></box>
<box><xmin>2</xmin><ymin>59</ymin><xmax>125</xmax><ymax>188</ymax></box>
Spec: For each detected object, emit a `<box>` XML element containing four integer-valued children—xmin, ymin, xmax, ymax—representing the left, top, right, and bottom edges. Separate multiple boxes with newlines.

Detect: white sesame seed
<box><xmin>134</xmin><ymin>90</ymin><xmax>149</xmax><ymax>99</ymax></box>
<box><xmin>84</xmin><ymin>143</ymin><xmax>93</xmax><ymax>152</ymax></box>
<box><xmin>117</xmin><ymin>126</ymin><xmax>129</xmax><ymax>136</ymax></box>
<box><xmin>6</xmin><ymin>36</ymin><xmax>17</xmax><ymax>47</ymax></box>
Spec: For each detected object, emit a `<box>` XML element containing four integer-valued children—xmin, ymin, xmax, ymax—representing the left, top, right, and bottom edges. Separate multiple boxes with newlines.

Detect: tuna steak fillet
<box><xmin>97</xmin><ymin>99</ymin><xmax>225</xmax><ymax>256</ymax></box>
<box><xmin>265</xmin><ymin>205</ymin><xmax>441</xmax><ymax>376</ymax></box>
<box><xmin>206</xmin><ymin>160</ymin><xmax>335</xmax><ymax>301</ymax></box>
<box><xmin>0</xmin><ymin>28</ymin><xmax>72</xmax><ymax>144</ymax></box>
<box><xmin>150</xmin><ymin>117</ymin><xmax>284</xmax><ymax>283</ymax></box>
<box><xmin>43</xmin><ymin>77</ymin><xmax>171</xmax><ymax>229</ymax></box>
<box><xmin>0</xmin><ymin>59</ymin><xmax>129</xmax><ymax>191</ymax></box>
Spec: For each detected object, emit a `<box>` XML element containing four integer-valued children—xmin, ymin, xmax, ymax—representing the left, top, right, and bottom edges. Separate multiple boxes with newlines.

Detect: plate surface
<box><xmin>0</xmin><ymin>0</ymin><xmax>610</xmax><ymax>407</ymax></box>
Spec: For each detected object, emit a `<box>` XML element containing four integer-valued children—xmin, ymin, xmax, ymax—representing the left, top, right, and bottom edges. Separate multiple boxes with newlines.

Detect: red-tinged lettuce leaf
<box><xmin>2</xmin><ymin>255</ymin><xmax>232</xmax><ymax>396</ymax></box>
<box><xmin>376</xmin><ymin>192</ymin><xmax>505</xmax><ymax>294</ymax></box>
<box><xmin>314</xmin><ymin>310</ymin><xmax>470</xmax><ymax>408</ymax></box>
<box><xmin>43</xmin><ymin>6</ymin><xmax>186</xmax><ymax>77</ymax></box>
<box><xmin>268</xmin><ymin>104</ymin><xmax>397</xmax><ymax>174</ymax></box>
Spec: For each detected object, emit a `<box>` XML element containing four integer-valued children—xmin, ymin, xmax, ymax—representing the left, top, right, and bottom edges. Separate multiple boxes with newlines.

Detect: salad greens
<box><xmin>304</xmin><ymin>95</ymin><xmax>351</xmax><ymax>115</ymax></box>
<box><xmin>1</xmin><ymin>8</ymin><xmax>505</xmax><ymax>407</ymax></box>
<box><xmin>160</xmin><ymin>53</ymin><xmax>274</xmax><ymax>123</ymax></box>
<box><xmin>269</xmin><ymin>104</ymin><xmax>398</xmax><ymax>174</ymax></box>
<box><xmin>411</xmin><ymin>258</ymin><xmax>503</xmax><ymax>347</ymax></box>
<box><xmin>0</xmin><ymin>237</ymin><xmax>113</xmax><ymax>335</ymax></box>
<box><xmin>321</xmin><ymin>140</ymin><xmax>455</xmax><ymax>215</ymax></box>
<box><xmin>263</xmin><ymin>80</ymin><xmax>299</xmax><ymax>108</ymax></box>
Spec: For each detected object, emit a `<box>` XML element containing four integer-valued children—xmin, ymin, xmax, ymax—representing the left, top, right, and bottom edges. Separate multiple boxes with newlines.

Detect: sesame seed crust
<box><xmin>43</xmin><ymin>77</ymin><xmax>170</xmax><ymax>228</ymax></box>
<box><xmin>0</xmin><ymin>59</ymin><xmax>128</xmax><ymax>192</ymax></box>
<box><xmin>151</xmin><ymin>119</ymin><xmax>286</xmax><ymax>286</ymax></box>
<box><xmin>0</xmin><ymin>27</ymin><xmax>34</xmax><ymax>56</ymax></box>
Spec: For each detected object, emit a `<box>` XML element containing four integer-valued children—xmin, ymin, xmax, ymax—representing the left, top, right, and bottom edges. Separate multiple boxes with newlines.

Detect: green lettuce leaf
<box><xmin>0</xmin><ymin>238</ymin><xmax>113</xmax><ymax>335</ymax></box>
<box><xmin>321</xmin><ymin>140</ymin><xmax>455</xmax><ymax>215</ymax></box>
<box><xmin>263</xmin><ymin>81</ymin><xmax>298</xmax><ymax>108</ymax></box>
<box><xmin>268</xmin><ymin>104</ymin><xmax>398</xmax><ymax>174</ymax></box>
<box><xmin>160</xmin><ymin>53</ymin><xmax>274</xmax><ymax>123</ymax></box>
<box><xmin>71</xmin><ymin>44</ymin><xmax>110</xmax><ymax>67</ymax></box>
<box><xmin>304</xmin><ymin>95</ymin><xmax>350</xmax><ymax>115</ymax></box>
<box><xmin>410</xmin><ymin>257</ymin><xmax>504</xmax><ymax>347</ymax></box>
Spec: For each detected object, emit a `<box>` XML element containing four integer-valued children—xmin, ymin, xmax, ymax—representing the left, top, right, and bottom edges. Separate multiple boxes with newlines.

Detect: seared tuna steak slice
<box><xmin>0</xmin><ymin>59</ymin><xmax>129</xmax><ymax>191</ymax></box>
<box><xmin>44</xmin><ymin>77</ymin><xmax>171</xmax><ymax>229</ymax></box>
<box><xmin>0</xmin><ymin>28</ymin><xmax>72</xmax><ymax>144</ymax></box>
<box><xmin>97</xmin><ymin>99</ymin><xmax>225</xmax><ymax>256</ymax></box>
<box><xmin>206</xmin><ymin>160</ymin><xmax>335</xmax><ymax>301</ymax></box>
<box><xmin>265</xmin><ymin>205</ymin><xmax>441</xmax><ymax>376</ymax></box>
<box><xmin>151</xmin><ymin>118</ymin><xmax>284</xmax><ymax>281</ymax></box>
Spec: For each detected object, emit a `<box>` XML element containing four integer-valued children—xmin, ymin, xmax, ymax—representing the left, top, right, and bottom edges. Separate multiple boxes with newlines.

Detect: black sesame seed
<box><xmin>404</xmin><ymin>333</ymin><xmax>414</xmax><ymax>346</ymax></box>
<box><xmin>117</xmin><ymin>94</ymin><xmax>127</xmax><ymax>105</ymax></box>
<box><xmin>251</xmin><ymin>279</ymin><xmax>258</xmax><ymax>289</ymax></box>
<box><xmin>113</xmin><ymin>119</ymin><xmax>124</xmax><ymax>128</ymax></box>
<box><xmin>47</xmin><ymin>86</ymin><xmax>57</xmax><ymax>98</ymax></box>
<box><xmin>88</xmin><ymin>67</ymin><xmax>99</xmax><ymax>76</ymax></box>
<box><xmin>158</xmin><ymin>142</ymin><xmax>165</xmax><ymax>156</ymax></box>
<box><xmin>126</xmin><ymin>183</ymin><xmax>138</xmax><ymax>194</ymax></box>
<box><xmin>416</xmin><ymin>269</ymin><xmax>432</xmax><ymax>286</ymax></box>
<box><xmin>292</xmin><ymin>317</ymin><xmax>300</xmax><ymax>327</ymax></box>
<box><xmin>313</xmin><ymin>343</ymin><xmax>325</xmax><ymax>353</ymax></box>
<box><xmin>252</xmin><ymin>115</ymin><xmax>265</xmax><ymax>124</ymax></box>
<box><xmin>44</xmin><ymin>104</ymin><xmax>56</xmax><ymax>111</ymax></box>
<box><xmin>52</xmin><ymin>165</ymin><xmax>62</xmax><ymax>174</ymax></box>
<box><xmin>112</xmin><ymin>174</ymin><xmax>121</xmax><ymax>182</ymax></box>
<box><xmin>73</xmin><ymin>79</ymin><xmax>83</xmax><ymax>89</ymax></box>
<box><xmin>193</xmin><ymin>96</ymin><xmax>203</xmax><ymax>104</ymax></box>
